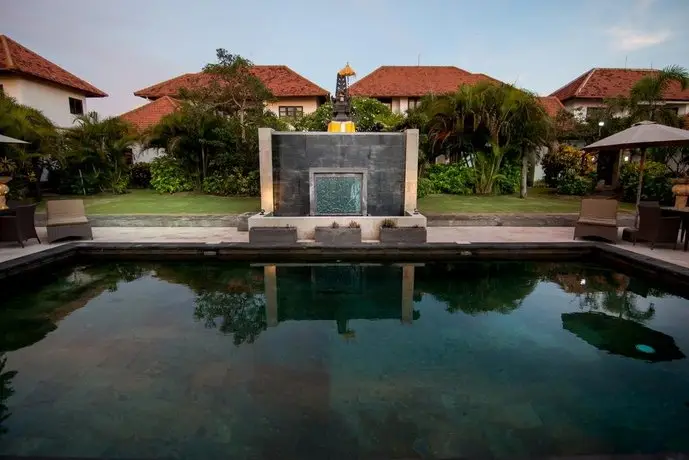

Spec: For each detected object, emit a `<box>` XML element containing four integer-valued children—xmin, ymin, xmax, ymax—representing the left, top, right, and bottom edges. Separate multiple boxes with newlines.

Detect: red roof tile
<box><xmin>538</xmin><ymin>96</ymin><xmax>565</xmax><ymax>117</ymax></box>
<box><xmin>550</xmin><ymin>68</ymin><xmax>689</xmax><ymax>102</ymax></box>
<box><xmin>0</xmin><ymin>35</ymin><xmax>107</xmax><ymax>97</ymax></box>
<box><xmin>348</xmin><ymin>66</ymin><xmax>500</xmax><ymax>97</ymax></box>
<box><xmin>134</xmin><ymin>65</ymin><xmax>328</xmax><ymax>99</ymax></box>
<box><xmin>120</xmin><ymin>96</ymin><xmax>180</xmax><ymax>131</ymax></box>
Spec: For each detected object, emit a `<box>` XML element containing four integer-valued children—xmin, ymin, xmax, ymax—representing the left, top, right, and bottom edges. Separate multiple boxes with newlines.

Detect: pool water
<box><xmin>1</xmin><ymin>261</ymin><xmax>689</xmax><ymax>459</ymax></box>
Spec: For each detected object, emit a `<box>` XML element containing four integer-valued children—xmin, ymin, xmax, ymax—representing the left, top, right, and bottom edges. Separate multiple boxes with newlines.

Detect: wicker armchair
<box><xmin>574</xmin><ymin>199</ymin><xmax>619</xmax><ymax>243</ymax></box>
<box><xmin>46</xmin><ymin>199</ymin><xmax>93</xmax><ymax>243</ymax></box>
<box><xmin>633</xmin><ymin>202</ymin><xmax>681</xmax><ymax>249</ymax></box>
<box><xmin>0</xmin><ymin>203</ymin><xmax>41</xmax><ymax>247</ymax></box>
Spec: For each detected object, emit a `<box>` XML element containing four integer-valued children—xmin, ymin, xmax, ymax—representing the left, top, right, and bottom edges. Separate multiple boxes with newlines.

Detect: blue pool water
<box><xmin>1</xmin><ymin>261</ymin><xmax>688</xmax><ymax>459</ymax></box>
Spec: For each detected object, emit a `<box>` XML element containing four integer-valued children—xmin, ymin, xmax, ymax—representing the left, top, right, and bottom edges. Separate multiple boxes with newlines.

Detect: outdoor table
<box><xmin>660</xmin><ymin>207</ymin><xmax>689</xmax><ymax>251</ymax></box>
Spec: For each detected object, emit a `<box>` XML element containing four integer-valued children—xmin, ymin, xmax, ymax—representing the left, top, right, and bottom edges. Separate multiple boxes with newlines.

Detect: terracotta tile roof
<box><xmin>0</xmin><ymin>34</ymin><xmax>107</xmax><ymax>97</ymax></box>
<box><xmin>134</xmin><ymin>65</ymin><xmax>328</xmax><ymax>99</ymax></box>
<box><xmin>550</xmin><ymin>68</ymin><xmax>689</xmax><ymax>102</ymax></box>
<box><xmin>348</xmin><ymin>66</ymin><xmax>501</xmax><ymax>97</ymax></box>
<box><xmin>538</xmin><ymin>96</ymin><xmax>565</xmax><ymax>117</ymax></box>
<box><xmin>119</xmin><ymin>96</ymin><xmax>180</xmax><ymax>131</ymax></box>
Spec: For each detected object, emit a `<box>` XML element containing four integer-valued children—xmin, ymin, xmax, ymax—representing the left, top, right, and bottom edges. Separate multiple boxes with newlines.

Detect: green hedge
<box><xmin>424</xmin><ymin>163</ymin><xmax>519</xmax><ymax>195</ymax></box>
<box><xmin>150</xmin><ymin>156</ymin><xmax>194</xmax><ymax>193</ymax></box>
<box><xmin>202</xmin><ymin>169</ymin><xmax>259</xmax><ymax>196</ymax></box>
<box><xmin>130</xmin><ymin>163</ymin><xmax>152</xmax><ymax>189</ymax></box>
<box><xmin>619</xmin><ymin>161</ymin><xmax>673</xmax><ymax>204</ymax></box>
<box><xmin>426</xmin><ymin>164</ymin><xmax>475</xmax><ymax>195</ymax></box>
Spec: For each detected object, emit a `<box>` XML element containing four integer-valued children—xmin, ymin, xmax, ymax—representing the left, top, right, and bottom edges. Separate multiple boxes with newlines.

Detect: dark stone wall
<box><xmin>272</xmin><ymin>133</ymin><xmax>406</xmax><ymax>216</ymax></box>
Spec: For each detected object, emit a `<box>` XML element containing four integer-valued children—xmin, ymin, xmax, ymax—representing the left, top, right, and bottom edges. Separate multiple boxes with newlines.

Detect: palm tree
<box><xmin>145</xmin><ymin>102</ymin><xmax>226</xmax><ymax>185</ymax></box>
<box><xmin>629</xmin><ymin>65</ymin><xmax>689</xmax><ymax>125</ymax></box>
<box><xmin>0</xmin><ymin>94</ymin><xmax>59</xmax><ymax>198</ymax></box>
<box><xmin>509</xmin><ymin>98</ymin><xmax>553</xmax><ymax>198</ymax></box>
<box><xmin>64</xmin><ymin>112</ymin><xmax>137</xmax><ymax>194</ymax></box>
<box><xmin>425</xmin><ymin>82</ymin><xmax>552</xmax><ymax>194</ymax></box>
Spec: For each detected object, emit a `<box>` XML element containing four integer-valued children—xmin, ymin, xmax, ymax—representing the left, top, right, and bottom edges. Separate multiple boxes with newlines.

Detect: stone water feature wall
<box><xmin>262</xmin><ymin>131</ymin><xmax>417</xmax><ymax>217</ymax></box>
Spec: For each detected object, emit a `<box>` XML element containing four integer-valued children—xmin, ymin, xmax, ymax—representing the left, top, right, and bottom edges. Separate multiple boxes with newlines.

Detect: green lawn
<box><xmin>37</xmin><ymin>189</ymin><xmax>260</xmax><ymax>215</ymax></box>
<box><xmin>35</xmin><ymin>188</ymin><xmax>633</xmax><ymax>215</ymax></box>
<box><xmin>418</xmin><ymin>188</ymin><xmax>635</xmax><ymax>214</ymax></box>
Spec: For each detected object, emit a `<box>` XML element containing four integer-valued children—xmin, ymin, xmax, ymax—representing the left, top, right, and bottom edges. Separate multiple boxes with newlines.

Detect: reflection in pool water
<box><xmin>1</xmin><ymin>261</ymin><xmax>688</xmax><ymax>459</ymax></box>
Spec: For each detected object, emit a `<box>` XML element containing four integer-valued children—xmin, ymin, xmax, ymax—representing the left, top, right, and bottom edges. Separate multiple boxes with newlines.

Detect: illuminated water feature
<box><xmin>1</xmin><ymin>261</ymin><xmax>688</xmax><ymax>458</ymax></box>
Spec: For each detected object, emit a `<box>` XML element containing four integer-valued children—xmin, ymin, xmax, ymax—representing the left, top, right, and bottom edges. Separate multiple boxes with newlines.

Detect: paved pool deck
<box><xmin>0</xmin><ymin>226</ymin><xmax>687</xmax><ymax>269</ymax></box>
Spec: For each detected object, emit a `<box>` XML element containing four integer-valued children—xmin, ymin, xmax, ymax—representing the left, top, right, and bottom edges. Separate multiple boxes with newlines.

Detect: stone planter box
<box><xmin>379</xmin><ymin>227</ymin><xmax>427</xmax><ymax>244</ymax></box>
<box><xmin>314</xmin><ymin>227</ymin><xmax>362</xmax><ymax>245</ymax></box>
<box><xmin>249</xmin><ymin>227</ymin><xmax>298</xmax><ymax>244</ymax></box>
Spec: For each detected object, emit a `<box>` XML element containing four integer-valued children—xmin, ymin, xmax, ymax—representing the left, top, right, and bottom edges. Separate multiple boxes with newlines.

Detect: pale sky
<box><xmin>2</xmin><ymin>0</ymin><xmax>688</xmax><ymax>117</ymax></box>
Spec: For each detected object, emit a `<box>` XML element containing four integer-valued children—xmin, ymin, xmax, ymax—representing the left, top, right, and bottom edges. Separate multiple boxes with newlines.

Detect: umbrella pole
<box><xmin>634</xmin><ymin>148</ymin><xmax>646</xmax><ymax>228</ymax></box>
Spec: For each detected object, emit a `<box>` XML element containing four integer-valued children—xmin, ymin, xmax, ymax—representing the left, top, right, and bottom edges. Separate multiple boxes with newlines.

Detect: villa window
<box><xmin>279</xmin><ymin>106</ymin><xmax>303</xmax><ymax>118</ymax></box>
<box><xmin>408</xmin><ymin>98</ymin><xmax>421</xmax><ymax>110</ymax></box>
<box><xmin>69</xmin><ymin>97</ymin><xmax>84</xmax><ymax>115</ymax></box>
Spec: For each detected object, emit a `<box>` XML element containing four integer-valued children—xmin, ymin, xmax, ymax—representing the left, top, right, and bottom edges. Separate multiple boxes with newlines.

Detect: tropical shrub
<box><xmin>556</xmin><ymin>170</ymin><xmax>592</xmax><ymax>196</ymax></box>
<box><xmin>426</xmin><ymin>164</ymin><xmax>476</xmax><ymax>195</ymax></box>
<box><xmin>150</xmin><ymin>156</ymin><xmax>194</xmax><ymax>193</ymax></box>
<box><xmin>129</xmin><ymin>163</ymin><xmax>152</xmax><ymax>188</ymax></box>
<box><xmin>416</xmin><ymin>177</ymin><xmax>436</xmax><ymax>198</ymax></box>
<box><xmin>619</xmin><ymin>161</ymin><xmax>673</xmax><ymax>204</ymax></box>
<box><xmin>494</xmin><ymin>163</ymin><xmax>521</xmax><ymax>195</ymax></box>
<box><xmin>541</xmin><ymin>144</ymin><xmax>593</xmax><ymax>188</ymax></box>
<box><xmin>202</xmin><ymin>168</ymin><xmax>259</xmax><ymax>196</ymax></box>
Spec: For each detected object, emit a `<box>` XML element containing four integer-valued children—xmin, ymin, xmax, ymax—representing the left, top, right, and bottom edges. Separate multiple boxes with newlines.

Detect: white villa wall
<box><xmin>563</xmin><ymin>98</ymin><xmax>689</xmax><ymax>120</ymax></box>
<box><xmin>265</xmin><ymin>96</ymin><xmax>321</xmax><ymax>117</ymax></box>
<box><xmin>0</xmin><ymin>76</ymin><xmax>88</xmax><ymax>128</ymax></box>
<box><xmin>0</xmin><ymin>76</ymin><xmax>23</xmax><ymax>100</ymax></box>
<box><xmin>132</xmin><ymin>143</ymin><xmax>165</xmax><ymax>164</ymax></box>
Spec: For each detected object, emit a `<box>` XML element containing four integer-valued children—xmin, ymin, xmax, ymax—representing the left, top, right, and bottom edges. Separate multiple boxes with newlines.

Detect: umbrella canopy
<box><xmin>562</xmin><ymin>312</ymin><xmax>685</xmax><ymax>363</ymax></box>
<box><xmin>584</xmin><ymin>121</ymin><xmax>689</xmax><ymax>227</ymax></box>
<box><xmin>0</xmin><ymin>134</ymin><xmax>29</xmax><ymax>144</ymax></box>
<box><xmin>583</xmin><ymin>121</ymin><xmax>689</xmax><ymax>151</ymax></box>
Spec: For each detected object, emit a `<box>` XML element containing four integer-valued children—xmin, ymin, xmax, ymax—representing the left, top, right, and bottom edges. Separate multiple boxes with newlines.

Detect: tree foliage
<box><xmin>293</xmin><ymin>97</ymin><xmax>404</xmax><ymax>132</ymax></box>
<box><xmin>422</xmin><ymin>82</ymin><xmax>553</xmax><ymax>194</ymax></box>
<box><xmin>0</xmin><ymin>94</ymin><xmax>60</xmax><ymax>198</ymax></box>
<box><xmin>63</xmin><ymin>112</ymin><xmax>138</xmax><ymax>194</ymax></box>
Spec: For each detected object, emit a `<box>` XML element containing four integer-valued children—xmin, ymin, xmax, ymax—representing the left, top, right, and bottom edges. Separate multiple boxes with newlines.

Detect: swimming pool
<box><xmin>1</xmin><ymin>261</ymin><xmax>688</xmax><ymax>458</ymax></box>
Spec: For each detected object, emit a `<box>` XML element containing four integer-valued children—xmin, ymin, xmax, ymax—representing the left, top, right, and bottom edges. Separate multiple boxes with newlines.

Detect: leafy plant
<box><xmin>129</xmin><ymin>163</ymin><xmax>152</xmax><ymax>188</ymax></box>
<box><xmin>330</xmin><ymin>221</ymin><xmax>340</xmax><ymax>229</ymax></box>
<box><xmin>556</xmin><ymin>169</ymin><xmax>592</xmax><ymax>196</ymax></box>
<box><xmin>416</xmin><ymin>177</ymin><xmax>436</xmax><ymax>198</ymax></box>
<box><xmin>494</xmin><ymin>162</ymin><xmax>521</xmax><ymax>195</ymax></box>
<box><xmin>381</xmin><ymin>218</ymin><xmax>397</xmax><ymax>228</ymax></box>
<box><xmin>150</xmin><ymin>156</ymin><xmax>194</xmax><ymax>193</ymax></box>
<box><xmin>202</xmin><ymin>168</ymin><xmax>259</xmax><ymax>196</ymax></box>
<box><xmin>426</xmin><ymin>163</ymin><xmax>475</xmax><ymax>195</ymax></box>
<box><xmin>541</xmin><ymin>144</ymin><xmax>594</xmax><ymax>188</ymax></box>
<box><xmin>619</xmin><ymin>161</ymin><xmax>673</xmax><ymax>204</ymax></box>
<box><xmin>348</xmin><ymin>221</ymin><xmax>360</xmax><ymax>228</ymax></box>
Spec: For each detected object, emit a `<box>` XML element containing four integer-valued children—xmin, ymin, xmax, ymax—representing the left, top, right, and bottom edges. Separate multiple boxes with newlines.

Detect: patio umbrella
<box><xmin>561</xmin><ymin>312</ymin><xmax>685</xmax><ymax>363</ymax></box>
<box><xmin>0</xmin><ymin>133</ymin><xmax>29</xmax><ymax>144</ymax></box>
<box><xmin>583</xmin><ymin>121</ymin><xmax>689</xmax><ymax>227</ymax></box>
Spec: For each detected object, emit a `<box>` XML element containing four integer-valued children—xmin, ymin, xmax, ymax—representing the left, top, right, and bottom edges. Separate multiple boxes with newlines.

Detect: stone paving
<box><xmin>0</xmin><ymin>226</ymin><xmax>687</xmax><ymax>268</ymax></box>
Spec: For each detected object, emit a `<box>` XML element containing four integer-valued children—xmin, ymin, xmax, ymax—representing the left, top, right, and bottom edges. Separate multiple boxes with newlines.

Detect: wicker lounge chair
<box><xmin>574</xmin><ymin>199</ymin><xmax>619</xmax><ymax>242</ymax></box>
<box><xmin>46</xmin><ymin>199</ymin><xmax>93</xmax><ymax>243</ymax></box>
<box><xmin>0</xmin><ymin>203</ymin><xmax>40</xmax><ymax>247</ymax></box>
<box><xmin>632</xmin><ymin>201</ymin><xmax>681</xmax><ymax>249</ymax></box>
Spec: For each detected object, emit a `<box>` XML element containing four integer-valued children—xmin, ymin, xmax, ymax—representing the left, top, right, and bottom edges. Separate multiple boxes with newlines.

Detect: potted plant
<box><xmin>379</xmin><ymin>219</ymin><xmax>427</xmax><ymax>244</ymax></box>
<box><xmin>315</xmin><ymin>221</ymin><xmax>362</xmax><ymax>245</ymax></box>
<box><xmin>249</xmin><ymin>225</ymin><xmax>298</xmax><ymax>244</ymax></box>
